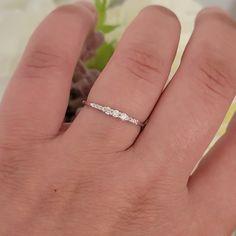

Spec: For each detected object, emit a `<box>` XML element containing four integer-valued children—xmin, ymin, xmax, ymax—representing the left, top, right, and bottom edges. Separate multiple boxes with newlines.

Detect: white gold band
<box><xmin>83</xmin><ymin>101</ymin><xmax>145</xmax><ymax>127</ymax></box>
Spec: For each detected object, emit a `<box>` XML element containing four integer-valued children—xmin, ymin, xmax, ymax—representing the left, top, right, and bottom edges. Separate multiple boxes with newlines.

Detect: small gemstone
<box><xmin>96</xmin><ymin>104</ymin><xmax>101</xmax><ymax>110</ymax></box>
<box><xmin>120</xmin><ymin>113</ymin><xmax>128</xmax><ymax>121</ymax></box>
<box><xmin>129</xmin><ymin>118</ymin><xmax>135</xmax><ymax>123</ymax></box>
<box><xmin>88</xmin><ymin>103</ymin><xmax>141</xmax><ymax>125</ymax></box>
<box><xmin>113</xmin><ymin>110</ymin><xmax>120</xmax><ymax>117</ymax></box>
<box><xmin>104</xmin><ymin>107</ymin><xmax>112</xmax><ymax>115</ymax></box>
<box><xmin>130</xmin><ymin>118</ymin><xmax>137</xmax><ymax>125</ymax></box>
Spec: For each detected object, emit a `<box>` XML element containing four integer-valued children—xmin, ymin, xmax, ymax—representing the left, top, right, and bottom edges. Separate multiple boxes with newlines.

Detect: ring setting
<box><xmin>83</xmin><ymin>101</ymin><xmax>144</xmax><ymax>127</ymax></box>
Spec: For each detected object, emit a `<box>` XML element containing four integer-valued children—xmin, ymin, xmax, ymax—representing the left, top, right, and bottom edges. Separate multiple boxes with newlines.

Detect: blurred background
<box><xmin>0</xmin><ymin>0</ymin><xmax>235</xmax><ymax>234</ymax></box>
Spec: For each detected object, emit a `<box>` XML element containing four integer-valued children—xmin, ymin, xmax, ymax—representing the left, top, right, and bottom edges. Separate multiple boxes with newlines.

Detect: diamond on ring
<box><xmin>83</xmin><ymin>101</ymin><xmax>144</xmax><ymax>127</ymax></box>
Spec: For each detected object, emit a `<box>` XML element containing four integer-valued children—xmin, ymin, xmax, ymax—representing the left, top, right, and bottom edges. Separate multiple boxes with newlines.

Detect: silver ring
<box><xmin>83</xmin><ymin>101</ymin><xmax>145</xmax><ymax>127</ymax></box>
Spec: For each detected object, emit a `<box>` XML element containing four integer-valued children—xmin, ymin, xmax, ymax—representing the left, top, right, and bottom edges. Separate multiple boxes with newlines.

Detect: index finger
<box><xmin>0</xmin><ymin>1</ymin><xmax>96</xmax><ymax>143</ymax></box>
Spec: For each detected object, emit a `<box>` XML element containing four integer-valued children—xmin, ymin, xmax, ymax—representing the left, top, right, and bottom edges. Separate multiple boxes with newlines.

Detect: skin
<box><xmin>0</xmin><ymin>1</ymin><xmax>235</xmax><ymax>235</ymax></box>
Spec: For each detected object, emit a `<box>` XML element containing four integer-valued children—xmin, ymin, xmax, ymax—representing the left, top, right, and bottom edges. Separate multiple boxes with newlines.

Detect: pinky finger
<box><xmin>188</xmin><ymin>112</ymin><xmax>236</xmax><ymax>234</ymax></box>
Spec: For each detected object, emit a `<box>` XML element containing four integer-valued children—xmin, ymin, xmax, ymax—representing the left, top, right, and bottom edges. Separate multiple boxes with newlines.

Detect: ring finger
<box><xmin>67</xmin><ymin>6</ymin><xmax>181</xmax><ymax>152</ymax></box>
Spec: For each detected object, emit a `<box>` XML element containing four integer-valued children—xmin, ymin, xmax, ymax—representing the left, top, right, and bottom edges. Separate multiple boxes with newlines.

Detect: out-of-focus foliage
<box><xmin>86</xmin><ymin>0</ymin><xmax>125</xmax><ymax>70</ymax></box>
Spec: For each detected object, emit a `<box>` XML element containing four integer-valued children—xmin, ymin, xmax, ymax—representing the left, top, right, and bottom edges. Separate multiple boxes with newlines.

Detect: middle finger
<box><xmin>136</xmin><ymin>8</ymin><xmax>236</xmax><ymax>183</ymax></box>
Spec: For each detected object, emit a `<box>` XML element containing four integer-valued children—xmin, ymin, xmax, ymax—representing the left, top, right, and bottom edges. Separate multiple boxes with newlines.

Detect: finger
<box><xmin>136</xmin><ymin>8</ymin><xmax>236</xmax><ymax>183</ymax></box>
<box><xmin>67</xmin><ymin>6</ymin><xmax>181</xmax><ymax>152</ymax></box>
<box><xmin>188</xmin><ymin>113</ymin><xmax>236</xmax><ymax>234</ymax></box>
<box><xmin>0</xmin><ymin>2</ymin><xmax>96</xmax><ymax>142</ymax></box>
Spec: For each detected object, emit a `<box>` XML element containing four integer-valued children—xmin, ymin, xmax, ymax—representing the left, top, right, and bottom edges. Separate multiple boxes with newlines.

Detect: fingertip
<box><xmin>76</xmin><ymin>1</ymin><xmax>96</xmax><ymax>12</ymax></box>
<box><xmin>195</xmin><ymin>7</ymin><xmax>233</xmax><ymax>25</ymax></box>
<box><xmin>74</xmin><ymin>0</ymin><xmax>97</xmax><ymax>21</ymax></box>
<box><xmin>140</xmin><ymin>5</ymin><xmax>181</xmax><ymax>30</ymax></box>
<box><xmin>198</xmin><ymin>6</ymin><xmax>226</xmax><ymax>15</ymax></box>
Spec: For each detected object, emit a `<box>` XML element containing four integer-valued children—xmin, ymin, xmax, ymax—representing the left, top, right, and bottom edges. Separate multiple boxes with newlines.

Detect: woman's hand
<box><xmin>0</xmin><ymin>2</ymin><xmax>235</xmax><ymax>235</ymax></box>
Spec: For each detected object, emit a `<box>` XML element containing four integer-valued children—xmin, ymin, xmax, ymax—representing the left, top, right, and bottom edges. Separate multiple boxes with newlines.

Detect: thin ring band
<box><xmin>83</xmin><ymin>101</ymin><xmax>145</xmax><ymax>127</ymax></box>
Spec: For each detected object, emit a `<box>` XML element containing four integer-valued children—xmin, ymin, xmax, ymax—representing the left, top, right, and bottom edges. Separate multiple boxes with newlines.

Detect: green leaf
<box><xmin>90</xmin><ymin>0</ymin><xmax>122</xmax><ymax>70</ymax></box>
<box><xmin>94</xmin><ymin>0</ymin><xmax>107</xmax><ymax>10</ymax></box>
<box><xmin>94</xmin><ymin>0</ymin><xmax>102</xmax><ymax>9</ymax></box>
<box><xmin>98</xmin><ymin>24</ymin><xmax>120</xmax><ymax>34</ymax></box>
<box><xmin>94</xmin><ymin>0</ymin><xmax>108</xmax><ymax>26</ymax></box>
<box><xmin>108</xmin><ymin>0</ymin><xmax>126</xmax><ymax>8</ymax></box>
<box><xmin>86</xmin><ymin>42</ymin><xmax>115</xmax><ymax>71</ymax></box>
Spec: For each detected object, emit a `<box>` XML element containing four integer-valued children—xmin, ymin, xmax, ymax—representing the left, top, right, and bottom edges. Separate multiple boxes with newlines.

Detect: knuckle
<box><xmin>21</xmin><ymin>48</ymin><xmax>70</xmax><ymax>79</ymax></box>
<box><xmin>115</xmin><ymin>45</ymin><xmax>165</xmax><ymax>86</ymax></box>
<box><xmin>191</xmin><ymin>56</ymin><xmax>235</xmax><ymax>100</ymax></box>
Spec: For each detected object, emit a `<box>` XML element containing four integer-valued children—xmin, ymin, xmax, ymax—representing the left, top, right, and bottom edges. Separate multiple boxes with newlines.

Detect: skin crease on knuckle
<box><xmin>17</xmin><ymin>44</ymin><xmax>73</xmax><ymax>82</ymax></box>
<box><xmin>20</xmin><ymin>49</ymin><xmax>71</xmax><ymax>80</ymax></box>
<box><xmin>0</xmin><ymin>6</ymin><xmax>236</xmax><ymax>236</ymax></box>
<box><xmin>111</xmin><ymin>5</ymin><xmax>180</xmax><ymax>88</ymax></box>
<box><xmin>185</xmin><ymin>11</ymin><xmax>236</xmax><ymax>102</ymax></box>
<box><xmin>114</xmin><ymin>45</ymin><xmax>166</xmax><ymax>86</ymax></box>
<box><xmin>190</xmin><ymin>56</ymin><xmax>235</xmax><ymax>101</ymax></box>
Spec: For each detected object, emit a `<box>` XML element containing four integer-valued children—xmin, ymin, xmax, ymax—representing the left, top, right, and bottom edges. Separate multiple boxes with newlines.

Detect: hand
<box><xmin>0</xmin><ymin>2</ymin><xmax>235</xmax><ymax>235</ymax></box>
